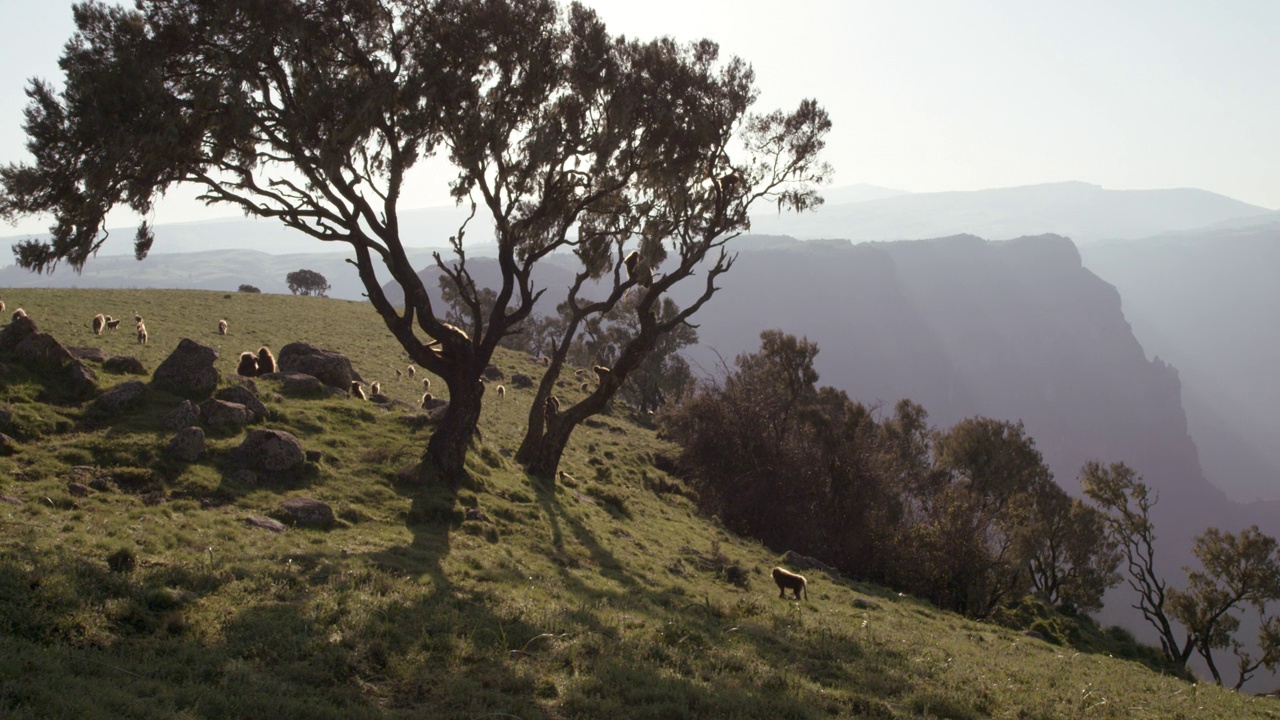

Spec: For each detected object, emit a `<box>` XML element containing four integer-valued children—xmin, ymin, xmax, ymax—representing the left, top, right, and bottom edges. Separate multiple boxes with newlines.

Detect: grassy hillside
<box><xmin>0</xmin><ymin>287</ymin><xmax>1274</xmax><ymax>719</ymax></box>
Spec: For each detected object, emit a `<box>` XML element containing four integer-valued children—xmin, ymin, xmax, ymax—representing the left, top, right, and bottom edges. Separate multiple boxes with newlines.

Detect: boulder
<box><xmin>166</xmin><ymin>426</ymin><xmax>206</xmax><ymax>462</ymax></box>
<box><xmin>214</xmin><ymin>386</ymin><xmax>267</xmax><ymax>423</ymax></box>
<box><xmin>199</xmin><ymin>398</ymin><xmax>253</xmax><ymax>433</ymax></box>
<box><xmin>483</xmin><ymin>364</ymin><xmax>505</xmax><ymax>381</ymax></box>
<box><xmin>162</xmin><ymin>400</ymin><xmax>201</xmax><ymax>430</ymax></box>
<box><xmin>510</xmin><ymin>373</ymin><xmax>534</xmax><ymax>389</ymax></box>
<box><xmin>276</xmin><ymin>497</ymin><xmax>335</xmax><ymax>529</ymax></box>
<box><xmin>0</xmin><ymin>317</ymin><xmax>97</xmax><ymax>397</ymax></box>
<box><xmin>151</xmin><ymin>339</ymin><xmax>220</xmax><ymax>399</ymax></box>
<box><xmin>86</xmin><ymin>381</ymin><xmax>149</xmax><ymax>417</ymax></box>
<box><xmin>268</xmin><ymin>371</ymin><xmax>326</xmax><ymax>397</ymax></box>
<box><xmin>277</xmin><ymin>343</ymin><xmax>362</xmax><ymax>390</ymax></box>
<box><xmin>237</xmin><ymin>429</ymin><xmax>305</xmax><ymax>473</ymax></box>
<box><xmin>0</xmin><ymin>433</ymin><xmax>16</xmax><ymax>456</ymax></box>
<box><xmin>245</xmin><ymin>516</ymin><xmax>287</xmax><ymax>533</ymax></box>
<box><xmin>68</xmin><ymin>346</ymin><xmax>109</xmax><ymax>362</ymax></box>
<box><xmin>103</xmin><ymin>356</ymin><xmax>147</xmax><ymax>375</ymax></box>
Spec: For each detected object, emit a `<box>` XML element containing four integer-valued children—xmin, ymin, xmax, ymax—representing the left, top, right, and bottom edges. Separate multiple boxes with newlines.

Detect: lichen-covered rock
<box><xmin>510</xmin><ymin>373</ymin><xmax>534</xmax><ymax>389</ymax></box>
<box><xmin>103</xmin><ymin>356</ymin><xmax>147</xmax><ymax>375</ymax></box>
<box><xmin>277</xmin><ymin>343</ymin><xmax>362</xmax><ymax>390</ymax></box>
<box><xmin>237</xmin><ymin>429</ymin><xmax>304</xmax><ymax>473</ymax></box>
<box><xmin>276</xmin><ymin>497</ymin><xmax>335</xmax><ymax>529</ymax></box>
<box><xmin>199</xmin><ymin>398</ymin><xmax>253</xmax><ymax>433</ymax></box>
<box><xmin>0</xmin><ymin>316</ymin><xmax>97</xmax><ymax>397</ymax></box>
<box><xmin>162</xmin><ymin>400</ymin><xmax>201</xmax><ymax>430</ymax></box>
<box><xmin>483</xmin><ymin>364</ymin><xmax>505</xmax><ymax>381</ymax></box>
<box><xmin>87</xmin><ymin>381</ymin><xmax>149</xmax><ymax>417</ymax></box>
<box><xmin>214</xmin><ymin>386</ymin><xmax>267</xmax><ymax>423</ymax></box>
<box><xmin>166</xmin><ymin>426</ymin><xmax>206</xmax><ymax>462</ymax></box>
<box><xmin>151</xmin><ymin>339</ymin><xmax>220</xmax><ymax>400</ymax></box>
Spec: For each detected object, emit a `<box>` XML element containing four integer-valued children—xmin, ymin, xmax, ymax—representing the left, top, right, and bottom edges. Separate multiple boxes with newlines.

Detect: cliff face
<box><xmin>674</xmin><ymin>234</ymin><xmax>1231</xmax><ymax>540</ymax></box>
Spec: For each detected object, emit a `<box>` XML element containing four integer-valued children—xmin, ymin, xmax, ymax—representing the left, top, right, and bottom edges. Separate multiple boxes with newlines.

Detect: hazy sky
<box><xmin>2</xmin><ymin>0</ymin><xmax>1277</xmax><ymax>237</ymax></box>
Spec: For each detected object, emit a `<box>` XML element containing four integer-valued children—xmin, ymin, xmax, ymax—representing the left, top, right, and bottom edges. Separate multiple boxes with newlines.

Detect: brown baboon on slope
<box><xmin>370</xmin><ymin>381</ymin><xmax>381</xmax><ymax>396</ymax></box>
<box><xmin>236</xmin><ymin>352</ymin><xmax>258</xmax><ymax>377</ymax></box>
<box><xmin>593</xmin><ymin>365</ymin><xmax>611</xmax><ymax>380</ymax></box>
<box><xmin>772</xmin><ymin>567</ymin><xmax>808</xmax><ymax>600</ymax></box>
<box><xmin>407</xmin><ymin>365</ymin><xmax>416</xmax><ymax>377</ymax></box>
<box><xmin>12</xmin><ymin>308</ymin><xmax>26</xmax><ymax>320</ymax></box>
<box><xmin>91</xmin><ymin>313</ymin><xmax>105</xmax><ymax>335</ymax></box>
<box><xmin>136</xmin><ymin>323</ymin><xmax>148</xmax><ymax>344</ymax></box>
<box><xmin>422</xmin><ymin>377</ymin><xmax>431</xmax><ymax>391</ymax></box>
<box><xmin>256</xmin><ymin>346</ymin><xmax>276</xmax><ymax>374</ymax></box>
<box><xmin>105</xmin><ymin>317</ymin><xmax>120</xmax><ymax>330</ymax></box>
<box><xmin>218</xmin><ymin>319</ymin><xmax>228</xmax><ymax>335</ymax></box>
<box><xmin>420</xmin><ymin>392</ymin><xmax>433</xmax><ymax>408</ymax></box>
<box><xmin>350</xmin><ymin>381</ymin><xmax>366</xmax><ymax>400</ymax></box>
<box><xmin>496</xmin><ymin>385</ymin><xmax>506</xmax><ymax>399</ymax></box>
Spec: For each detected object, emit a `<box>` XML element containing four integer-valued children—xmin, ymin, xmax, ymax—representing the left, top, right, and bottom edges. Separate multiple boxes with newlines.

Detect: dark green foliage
<box><xmin>286</xmin><ymin>269</ymin><xmax>330</xmax><ymax>297</ymax></box>
<box><xmin>105</xmin><ymin>547</ymin><xmax>137</xmax><ymax>574</ymax></box>
<box><xmin>238</xmin><ymin>284</ymin><xmax>261</xmax><ymax>293</ymax></box>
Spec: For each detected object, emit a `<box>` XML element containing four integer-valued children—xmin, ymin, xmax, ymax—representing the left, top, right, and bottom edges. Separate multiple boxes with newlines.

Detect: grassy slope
<box><xmin>0</xmin><ymin>287</ymin><xmax>1274</xmax><ymax>719</ymax></box>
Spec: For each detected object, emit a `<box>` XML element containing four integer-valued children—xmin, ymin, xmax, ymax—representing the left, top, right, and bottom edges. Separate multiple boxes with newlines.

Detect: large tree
<box><xmin>0</xmin><ymin>0</ymin><xmax>829</xmax><ymax>482</ymax></box>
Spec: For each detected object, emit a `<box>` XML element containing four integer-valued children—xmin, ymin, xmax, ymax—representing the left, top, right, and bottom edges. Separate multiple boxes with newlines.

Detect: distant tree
<box><xmin>1020</xmin><ymin>477</ymin><xmax>1121</xmax><ymax>614</ymax></box>
<box><xmin>286</xmin><ymin>269</ymin><xmax>330</xmax><ymax>297</ymax></box>
<box><xmin>238</xmin><ymin>284</ymin><xmax>261</xmax><ymax>294</ymax></box>
<box><xmin>0</xmin><ymin>0</ymin><xmax>829</xmax><ymax>483</ymax></box>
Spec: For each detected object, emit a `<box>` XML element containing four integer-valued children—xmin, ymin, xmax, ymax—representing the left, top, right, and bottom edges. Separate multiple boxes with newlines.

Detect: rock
<box><xmin>369</xmin><ymin>393</ymin><xmax>392</xmax><ymax>404</ymax></box>
<box><xmin>269</xmin><ymin>371</ymin><xmax>326</xmax><ymax>397</ymax></box>
<box><xmin>483</xmin><ymin>364</ymin><xmax>505</xmax><ymax>381</ymax></box>
<box><xmin>305</xmin><ymin>449</ymin><xmax>322</xmax><ymax>463</ymax></box>
<box><xmin>0</xmin><ymin>317</ymin><xmax>98</xmax><ymax>397</ymax></box>
<box><xmin>68</xmin><ymin>346</ymin><xmax>109</xmax><ymax>362</ymax></box>
<box><xmin>423</xmin><ymin>396</ymin><xmax>449</xmax><ymax>412</ymax></box>
<box><xmin>229</xmin><ymin>469</ymin><xmax>258</xmax><ymax>486</ymax></box>
<box><xmin>214</xmin><ymin>386</ymin><xmax>267</xmax><ymax>423</ymax></box>
<box><xmin>162</xmin><ymin>400</ymin><xmax>201</xmax><ymax>430</ymax></box>
<box><xmin>237</xmin><ymin>429</ymin><xmax>305</xmax><ymax>473</ymax></box>
<box><xmin>0</xmin><ymin>433</ymin><xmax>16</xmax><ymax>456</ymax></box>
<box><xmin>102</xmin><ymin>356</ymin><xmax>147</xmax><ymax>375</ymax></box>
<box><xmin>245</xmin><ymin>516</ymin><xmax>287</xmax><ymax>533</ymax></box>
<box><xmin>166</xmin><ymin>426</ymin><xmax>206</xmax><ymax>462</ymax></box>
<box><xmin>0</xmin><ymin>315</ymin><xmax>39</xmax><ymax>352</ymax></box>
<box><xmin>67</xmin><ymin>482</ymin><xmax>90</xmax><ymax>497</ymax></box>
<box><xmin>852</xmin><ymin>598</ymin><xmax>881</xmax><ymax>611</ymax></box>
<box><xmin>276</xmin><ymin>343</ymin><xmax>362</xmax><ymax>390</ymax></box>
<box><xmin>199</xmin><ymin>398</ymin><xmax>253</xmax><ymax>433</ymax></box>
<box><xmin>510</xmin><ymin>373</ymin><xmax>534</xmax><ymax>389</ymax></box>
<box><xmin>151</xmin><ymin>339</ymin><xmax>220</xmax><ymax>400</ymax></box>
<box><xmin>276</xmin><ymin>497</ymin><xmax>335</xmax><ymax>529</ymax></box>
<box><xmin>86</xmin><ymin>381</ymin><xmax>149</xmax><ymax>417</ymax></box>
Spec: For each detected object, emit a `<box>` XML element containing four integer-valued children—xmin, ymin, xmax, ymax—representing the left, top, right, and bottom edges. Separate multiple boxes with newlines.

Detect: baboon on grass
<box><xmin>236</xmin><ymin>352</ymin><xmax>258</xmax><ymax>377</ymax></box>
<box><xmin>218</xmin><ymin>319</ymin><xmax>228</xmax><ymax>335</ymax></box>
<box><xmin>256</xmin><ymin>346</ymin><xmax>276</xmax><ymax>375</ymax></box>
<box><xmin>772</xmin><ymin>567</ymin><xmax>808</xmax><ymax>600</ymax></box>
<box><xmin>91</xmin><ymin>313</ymin><xmax>105</xmax><ymax>335</ymax></box>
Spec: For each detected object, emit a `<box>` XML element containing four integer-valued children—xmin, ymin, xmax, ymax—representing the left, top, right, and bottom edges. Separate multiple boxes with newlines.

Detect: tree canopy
<box><xmin>0</xmin><ymin>0</ymin><xmax>830</xmax><ymax>481</ymax></box>
<box><xmin>286</xmin><ymin>269</ymin><xmax>331</xmax><ymax>297</ymax></box>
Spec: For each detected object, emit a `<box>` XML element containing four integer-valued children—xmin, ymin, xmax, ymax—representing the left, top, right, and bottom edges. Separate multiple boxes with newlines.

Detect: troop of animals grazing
<box><xmin>256</xmin><ymin>346</ymin><xmax>276</xmax><ymax>375</ymax></box>
<box><xmin>350</xmin><ymin>381</ymin><xmax>366</xmax><ymax>400</ymax></box>
<box><xmin>91</xmin><ymin>313</ymin><xmax>106</xmax><ymax>335</ymax></box>
<box><xmin>420</xmin><ymin>392</ymin><xmax>433</xmax><ymax>408</ymax></box>
<box><xmin>218</xmin><ymin>319</ymin><xmax>228</xmax><ymax>335</ymax></box>
<box><xmin>236</xmin><ymin>352</ymin><xmax>258</xmax><ymax>377</ymax></box>
<box><xmin>771</xmin><ymin>567</ymin><xmax>808</xmax><ymax>600</ymax></box>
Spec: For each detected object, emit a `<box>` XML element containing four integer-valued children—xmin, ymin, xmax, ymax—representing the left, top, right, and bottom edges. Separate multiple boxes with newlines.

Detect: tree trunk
<box><xmin>425</xmin><ymin>369</ymin><xmax>484</xmax><ymax>485</ymax></box>
<box><xmin>523</xmin><ymin>416</ymin><xmax>575</xmax><ymax>478</ymax></box>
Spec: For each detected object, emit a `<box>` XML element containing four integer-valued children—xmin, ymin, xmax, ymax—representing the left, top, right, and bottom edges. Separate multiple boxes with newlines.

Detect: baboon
<box><xmin>496</xmin><ymin>385</ymin><xmax>506</xmax><ymax>399</ymax></box>
<box><xmin>422</xmin><ymin>377</ymin><xmax>431</xmax><ymax>391</ymax></box>
<box><xmin>105</xmin><ymin>316</ymin><xmax>120</xmax><ymax>330</ymax></box>
<box><xmin>541</xmin><ymin>356</ymin><xmax>550</xmax><ymax>366</ymax></box>
<box><xmin>771</xmin><ymin>567</ymin><xmax>808</xmax><ymax>600</ymax></box>
<box><xmin>91</xmin><ymin>313</ymin><xmax>106</xmax><ymax>335</ymax></box>
<box><xmin>134</xmin><ymin>314</ymin><xmax>143</xmax><ymax>324</ymax></box>
<box><xmin>557</xmin><ymin>470</ymin><xmax>576</xmax><ymax>484</ymax></box>
<box><xmin>395</xmin><ymin>369</ymin><xmax>402</xmax><ymax>379</ymax></box>
<box><xmin>136</xmin><ymin>323</ymin><xmax>148</xmax><ymax>345</ymax></box>
<box><xmin>593</xmin><ymin>365</ymin><xmax>611</xmax><ymax>380</ymax></box>
<box><xmin>256</xmin><ymin>346</ymin><xmax>276</xmax><ymax>374</ymax></box>
<box><xmin>370</xmin><ymin>380</ymin><xmax>381</xmax><ymax>396</ymax></box>
<box><xmin>12</xmin><ymin>308</ymin><xmax>26</xmax><ymax>320</ymax></box>
<box><xmin>350</xmin><ymin>381</ymin><xmax>366</xmax><ymax>400</ymax></box>
<box><xmin>420</xmin><ymin>392</ymin><xmax>433</xmax><ymax>408</ymax></box>
<box><xmin>574</xmin><ymin>368</ymin><xmax>586</xmax><ymax>376</ymax></box>
<box><xmin>218</xmin><ymin>319</ymin><xmax>228</xmax><ymax>335</ymax></box>
<box><xmin>407</xmin><ymin>365</ymin><xmax>416</xmax><ymax>377</ymax></box>
<box><xmin>580</xmin><ymin>381</ymin><xmax>590</xmax><ymax>392</ymax></box>
<box><xmin>0</xmin><ymin>300</ymin><xmax>5</xmax><ymax>313</ymax></box>
<box><xmin>236</xmin><ymin>351</ymin><xmax>258</xmax><ymax>377</ymax></box>
<box><xmin>544</xmin><ymin>395</ymin><xmax>560</xmax><ymax>422</ymax></box>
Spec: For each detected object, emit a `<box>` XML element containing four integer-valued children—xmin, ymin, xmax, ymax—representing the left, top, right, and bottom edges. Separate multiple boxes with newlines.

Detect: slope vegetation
<box><xmin>0</xmin><ymin>288</ymin><xmax>1272</xmax><ymax>718</ymax></box>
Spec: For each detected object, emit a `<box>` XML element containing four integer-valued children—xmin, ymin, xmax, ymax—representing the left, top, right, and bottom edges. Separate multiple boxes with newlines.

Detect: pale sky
<box><xmin>2</xmin><ymin>0</ymin><xmax>1277</xmax><ymax>237</ymax></box>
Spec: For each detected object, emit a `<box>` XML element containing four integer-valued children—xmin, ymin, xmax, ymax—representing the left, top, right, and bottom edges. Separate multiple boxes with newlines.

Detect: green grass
<box><xmin>0</xmin><ymin>287</ymin><xmax>1276</xmax><ymax>719</ymax></box>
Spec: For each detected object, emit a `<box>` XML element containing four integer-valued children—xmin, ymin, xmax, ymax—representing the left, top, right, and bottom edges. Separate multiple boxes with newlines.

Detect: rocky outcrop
<box><xmin>214</xmin><ymin>386</ymin><xmax>267</xmax><ymax>423</ymax></box>
<box><xmin>275</xmin><ymin>497</ymin><xmax>335</xmax><ymax>529</ymax></box>
<box><xmin>166</xmin><ymin>426</ymin><xmax>205</xmax><ymax>462</ymax></box>
<box><xmin>276</xmin><ymin>343</ymin><xmax>361</xmax><ymax>390</ymax></box>
<box><xmin>199</xmin><ymin>399</ymin><xmax>253</xmax><ymax>433</ymax></box>
<box><xmin>162</xmin><ymin>400</ymin><xmax>201</xmax><ymax>430</ymax></box>
<box><xmin>236</xmin><ymin>429</ymin><xmax>305</xmax><ymax>473</ymax></box>
<box><xmin>103</xmin><ymin>356</ymin><xmax>147</xmax><ymax>375</ymax></box>
<box><xmin>86</xmin><ymin>381</ymin><xmax>149</xmax><ymax>417</ymax></box>
<box><xmin>0</xmin><ymin>315</ymin><xmax>97</xmax><ymax>397</ymax></box>
<box><xmin>151</xmin><ymin>339</ymin><xmax>219</xmax><ymax>399</ymax></box>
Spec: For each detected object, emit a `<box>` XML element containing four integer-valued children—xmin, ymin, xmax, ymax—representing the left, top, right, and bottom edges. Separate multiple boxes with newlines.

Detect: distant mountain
<box><xmin>1081</xmin><ymin>220</ymin><xmax>1280</xmax><ymax>503</ymax></box>
<box><xmin>747</xmin><ymin>181</ymin><xmax>1272</xmax><ymax>244</ymax></box>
